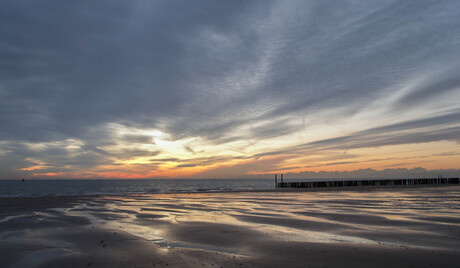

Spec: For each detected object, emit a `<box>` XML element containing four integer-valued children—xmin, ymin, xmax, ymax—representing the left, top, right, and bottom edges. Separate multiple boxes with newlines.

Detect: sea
<box><xmin>0</xmin><ymin>179</ymin><xmax>281</xmax><ymax>198</ymax></box>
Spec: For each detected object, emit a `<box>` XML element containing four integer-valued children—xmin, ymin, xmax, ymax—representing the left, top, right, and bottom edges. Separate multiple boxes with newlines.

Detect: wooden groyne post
<box><xmin>275</xmin><ymin>174</ymin><xmax>285</xmax><ymax>188</ymax></box>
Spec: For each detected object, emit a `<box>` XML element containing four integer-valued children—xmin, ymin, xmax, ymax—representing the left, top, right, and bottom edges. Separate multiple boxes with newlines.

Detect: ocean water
<box><xmin>0</xmin><ymin>179</ymin><xmax>279</xmax><ymax>198</ymax></box>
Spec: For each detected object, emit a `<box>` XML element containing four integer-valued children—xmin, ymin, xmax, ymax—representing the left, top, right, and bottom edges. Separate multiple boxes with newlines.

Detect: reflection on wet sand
<box><xmin>0</xmin><ymin>186</ymin><xmax>459</xmax><ymax>267</ymax></box>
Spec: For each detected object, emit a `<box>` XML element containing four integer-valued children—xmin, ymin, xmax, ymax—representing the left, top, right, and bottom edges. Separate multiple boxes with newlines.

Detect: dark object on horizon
<box><xmin>276</xmin><ymin>177</ymin><xmax>460</xmax><ymax>188</ymax></box>
<box><xmin>21</xmin><ymin>178</ymin><xmax>24</xmax><ymax>182</ymax></box>
<box><xmin>274</xmin><ymin>174</ymin><xmax>284</xmax><ymax>187</ymax></box>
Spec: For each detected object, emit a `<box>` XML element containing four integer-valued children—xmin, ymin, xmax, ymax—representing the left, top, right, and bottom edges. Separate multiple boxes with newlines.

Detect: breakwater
<box><xmin>275</xmin><ymin>177</ymin><xmax>460</xmax><ymax>188</ymax></box>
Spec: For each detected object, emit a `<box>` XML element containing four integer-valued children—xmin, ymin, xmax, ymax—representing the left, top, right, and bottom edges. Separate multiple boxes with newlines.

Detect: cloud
<box><xmin>176</xmin><ymin>164</ymin><xmax>198</xmax><ymax>168</ymax></box>
<box><xmin>193</xmin><ymin>155</ymin><xmax>290</xmax><ymax>178</ymax></box>
<box><xmin>397</xmin><ymin>64</ymin><xmax>460</xmax><ymax>107</ymax></box>
<box><xmin>252</xmin><ymin>110</ymin><xmax>460</xmax><ymax>156</ymax></box>
<box><xmin>183</xmin><ymin>144</ymin><xmax>196</xmax><ymax>154</ymax></box>
<box><xmin>359</xmin><ymin>109</ymin><xmax>460</xmax><ymax>135</ymax></box>
<box><xmin>241</xmin><ymin>109</ymin><xmax>460</xmax><ymax>174</ymax></box>
<box><xmin>121</xmin><ymin>134</ymin><xmax>154</xmax><ymax>144</ymax></box>
<box><xmin>1</xmin><ymin>1</ymin><xmax>460</xmax><ymax>178</ymax></box>
<box><xmin>0</xmin><ymin>0</ymin><xmax>272</xmax><ymax>143</ymax></box>
<box><xmin>302</xmin><ymin>125</ymin><xmax>460</xmax><ymax>151</ymax></box>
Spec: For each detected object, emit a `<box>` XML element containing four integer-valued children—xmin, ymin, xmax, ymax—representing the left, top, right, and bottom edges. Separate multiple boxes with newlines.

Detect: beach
<box><xmin>1</xmin><ymin>186</ymin><xmax>459</xmax><ymax>267</ymax></box>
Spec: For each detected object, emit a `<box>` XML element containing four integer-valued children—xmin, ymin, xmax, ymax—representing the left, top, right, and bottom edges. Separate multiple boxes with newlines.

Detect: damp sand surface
<box><xmin>1</xmin><ymin>186</ymin><xmax>459</xmax><ymax>267</ymax></box>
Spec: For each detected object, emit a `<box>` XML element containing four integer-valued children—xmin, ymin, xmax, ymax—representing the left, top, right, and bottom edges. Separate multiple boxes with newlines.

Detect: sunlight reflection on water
<box><xmin>62</xmin><ymin>186</ymin><xmax>460</xmax><ymax>252</ymax></box>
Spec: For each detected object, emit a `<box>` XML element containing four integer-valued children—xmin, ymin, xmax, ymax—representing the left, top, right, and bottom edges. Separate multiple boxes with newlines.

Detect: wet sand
<box><xmin>1</xmin><ymin>186</ymin><xmax>459</xmax><ymax>267</ymax></box>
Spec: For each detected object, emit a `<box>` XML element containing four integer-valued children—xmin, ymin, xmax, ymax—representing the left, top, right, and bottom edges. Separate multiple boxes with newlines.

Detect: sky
<box><xmin>1</xmin><ymin>0</ymin><xmax>460</xmax><ymax>179</ymax></box>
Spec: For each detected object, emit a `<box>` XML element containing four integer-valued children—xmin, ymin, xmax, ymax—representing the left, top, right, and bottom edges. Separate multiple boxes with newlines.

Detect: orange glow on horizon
<box><xmin>20</xmin><ymin>133</ymin><xmax>460</xmax><ymax>179</ymax></box>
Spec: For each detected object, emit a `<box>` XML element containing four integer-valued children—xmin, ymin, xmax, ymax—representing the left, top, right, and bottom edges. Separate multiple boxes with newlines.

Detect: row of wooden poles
<box><xmin>274</xmin><ymin>175</ymin><xmax>460</xmax><ymax>188</ymax></box>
